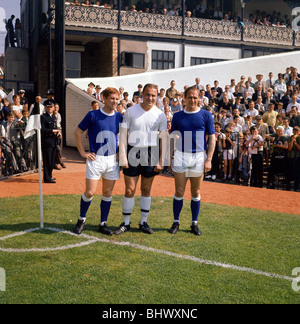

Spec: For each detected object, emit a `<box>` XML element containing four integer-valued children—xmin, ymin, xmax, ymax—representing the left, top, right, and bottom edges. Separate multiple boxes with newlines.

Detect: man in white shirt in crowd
<box><xmin>244</xmin><ymin>100</ymin><xmax>259</xmax><ymax>118</ymax></box>
<box><xmin>274</xmin><ymin>75</ymin><xmax>287</xmax><ymax>100</ymax></box>
<box><xmin>283</xmin><ymin>117</ymin><xmax>293</xmax><ymax>136</ymax></box>
<box><xmin>286</xmin><ymin>94</ymin><xmax>300</xmax><ymax>114</ymax></box>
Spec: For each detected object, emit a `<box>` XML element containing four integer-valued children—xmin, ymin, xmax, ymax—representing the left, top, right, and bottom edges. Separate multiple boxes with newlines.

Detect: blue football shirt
<box><xmin>170</xmin><ymin>109</ymin><xmax>215</xmax><ymax>153</ymax></box>
<box><xmin>78</xmin><ymin>108</ymin><xmax>123</xmax><ymax>156</ymax></box>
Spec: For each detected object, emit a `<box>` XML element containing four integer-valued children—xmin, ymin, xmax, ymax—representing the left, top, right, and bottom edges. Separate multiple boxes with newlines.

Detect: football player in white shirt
<box><xmin>117</xmin><ymin>84</ymin><xmax>168</xmax><ymax>235</ymax></box>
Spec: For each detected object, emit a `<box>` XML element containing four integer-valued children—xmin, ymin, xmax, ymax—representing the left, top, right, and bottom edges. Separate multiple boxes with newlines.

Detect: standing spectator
<box><xmin>12</xmin><ymin>94</ymin><xmax>23</xmax><ymax>121</ymax></box>
<box><xmin>245</xmin><ymin>126</ymin><xmax>264</xmax><ymax>187</ymax></box>
<box><xmin>288</xmin><ymin>127</ymin><xmax>300</xmax><ymax>191</ymax></box>
<box><xmin>7</xmin><ymin>15</ymin><xmax>16</xmax><ymax>48</ymax></box>
<box><xmin>166</xmin><ymin>80</ymin><xmax>180</xmax><ymax>100</ymax></box>
<box><xmin>193</xmin><ymin>78</ymin><xmax>204</xmax><ymax>91</ymax></box>
<box><xmin>41</xmin><ymin>103</ymin><xmax>61</xmax><ymax>183</ymax></box>
<box><xmin>212</xmin><ymin>80</ymin><xmax>223</xmax><ymax>98</ymax></box>
<box><xmin>238</xmin><ymin>144</ymin><xmax>251</xmax><ymax>186</ymax></box>
<box><xmin>93</xmin><ymin>85</ymin><xmax>102</xmax><ymax>101</ymax></box>
<box><xmin>266</xmin><ymin>126</ymin><xmax>288</xmax><ymax>189</ymax></box>
<box><xmin>156</xmin><ymin>88</ymin><xmax>166</xmax><ymax>111</ymax></box>
<box><xmin>15</xmin><ymin>18</ymin><xmax>22</xmax><ymax>47</ymax></box>
<box><xmin>222</xmin><ymin>127</ymin><xmax>235</xmax><ymax>180</ymax></box>
<box><xmin>254</xmin><ymin>74</ymin><xmax>268</xmax><ymax>93</ymax></box>
<box><xmin>0</xmin><ymin>98</ymin><xmax>10</xmax><ymax>121</ymax></box>
<box><xmin>132</xmin><ymin>84</ymin><xmax>143</xmax><ymax>101</ymax></box>
<box><xmin>244</xmin><ymin>100</ymin><xmax>259</xmax><ymax>118</ymax></box>
<box><xmin>289</xmin><ymin>106</ymin><xmax>300</xmax><ymax>127</ymax></box>
<box><xmin>54</xmin><ymin>103</ymin><xmax>66</xmax><ymax>170</ymax></box>
<box><xmin>263</xmin><ymin>103</ymin><xmax>278</xmax><ymax>133</ymax></box>
<box><xmin>274</xmin><ymin>75</ymin><xmax>287</xmax><ymax>100</ymax></box>
<box><xmin>286</xmin><ymin>94</ymin><xmax>300</xmax><ymax>114</ymax></box>
<box><xmin>18</xmin><ymin>90</ymin><xmax>28</xmax><ymax>106</ymax></box>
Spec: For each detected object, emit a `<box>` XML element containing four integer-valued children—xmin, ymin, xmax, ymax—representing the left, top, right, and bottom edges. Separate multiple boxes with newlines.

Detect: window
<box><xmin>191</xmin><ymin>57</ymin><xmax>226</xmax><ymax>66</ymax></box>
<box><xmin>121</xmin><ymin>52</ymin><xmax>145</xmax><ymax>69</ymax></box>
<box><xmin>152</xmin><ymin>50</ymin><xmax>175</xmax><ymax>70</ymax></box>
<box><xmin>66</xmin><ymin>51</ymin><xmax>81</xmax><ymax>78</ymax></box>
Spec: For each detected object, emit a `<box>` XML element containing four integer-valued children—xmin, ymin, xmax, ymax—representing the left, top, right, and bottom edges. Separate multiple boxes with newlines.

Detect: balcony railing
<box><xmin>57</xmin><ymin>5</ymin><xmax>300</xmax><ymax>47</ymax></box>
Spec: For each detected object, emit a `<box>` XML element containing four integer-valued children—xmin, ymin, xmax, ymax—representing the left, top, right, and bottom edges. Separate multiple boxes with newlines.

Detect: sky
<box><xmin>0</xmin><ymin>0</ymin><xmax>20</xmax><ymax>55</ymax></box>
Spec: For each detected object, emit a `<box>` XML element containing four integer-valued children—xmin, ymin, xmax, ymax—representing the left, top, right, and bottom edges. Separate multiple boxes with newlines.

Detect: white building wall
<box><xmin>67</xmin><ymin>50</ymin><xmax>300</xmax><ymax>147</ymax></box>
<box><xmin>184</xmin><ymin>44</ymin><xmax>242</xmax><ymax>67</ymax></box>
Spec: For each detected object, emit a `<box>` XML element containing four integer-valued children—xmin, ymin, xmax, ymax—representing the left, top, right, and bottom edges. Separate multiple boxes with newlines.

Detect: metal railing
<box><xmin>56</xmin><ymin>5</ymin><xmax>300</xmax><ymax>47</ymax></box>
<box><xmin>0</xmin><ymin>127</ymin><xmax>37</xmax><ymax>179</ymax></box>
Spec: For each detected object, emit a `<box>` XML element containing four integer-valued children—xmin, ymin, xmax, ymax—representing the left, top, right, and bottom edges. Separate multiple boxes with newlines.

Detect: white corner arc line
<box><xmin>0</xmin><ymin>227</ymin><xmax>295</xmax><ymax>282</ymax></box>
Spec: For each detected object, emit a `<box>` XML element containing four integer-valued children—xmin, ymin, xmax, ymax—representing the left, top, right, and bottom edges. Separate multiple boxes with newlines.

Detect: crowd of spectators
<box><xmin>0</xmin><ymin>88</ymin><xmax>65</xmax><ymax>177</ymax></box>
<box><xmin>85</xmin><ymin>65</ymin><xmax>300</xmax><ymax>192</ymax></box>
<box><xmin>65</xmin><ymin>0</ymin><xmax>293</xmax><ymax>28</ymax></box>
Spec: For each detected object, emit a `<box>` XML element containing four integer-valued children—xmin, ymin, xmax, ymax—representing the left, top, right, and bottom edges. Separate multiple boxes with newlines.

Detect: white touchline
<box><xmin>0</xmin><ymin>227</ymin><xmax>294</xmax><ymax>282</ymax></box>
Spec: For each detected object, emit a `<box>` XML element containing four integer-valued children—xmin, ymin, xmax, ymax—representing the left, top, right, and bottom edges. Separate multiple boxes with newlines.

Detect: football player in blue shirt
<box><xmin>73</xmin><ymin>87</ymin><xmax>123</xmax><ymax>235</ymax></box>
<box><xmin>169</xmin><ymin>87</ymin><xmax>216</xmax><ymax>236</ymax></box>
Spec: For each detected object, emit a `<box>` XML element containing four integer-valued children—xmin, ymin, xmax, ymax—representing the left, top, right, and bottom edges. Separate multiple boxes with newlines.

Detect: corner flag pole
<box><xmin>36</xmin><ymin>128</ymin><xmax>44</xmax><ymax>229</ymax></box>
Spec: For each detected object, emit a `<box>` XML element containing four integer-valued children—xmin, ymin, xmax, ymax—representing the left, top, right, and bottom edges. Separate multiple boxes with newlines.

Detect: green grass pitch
<box><xmin>0</xmin><ymin>195</ymin><xmax>299</xmax><ymax>304</ymax></box>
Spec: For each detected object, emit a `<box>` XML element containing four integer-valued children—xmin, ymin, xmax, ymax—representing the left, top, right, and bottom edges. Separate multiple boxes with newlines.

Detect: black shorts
<box><xmin>123</xmin><ymin>145</ymin><xmax>159</xmax><ymax>178</ymax></box>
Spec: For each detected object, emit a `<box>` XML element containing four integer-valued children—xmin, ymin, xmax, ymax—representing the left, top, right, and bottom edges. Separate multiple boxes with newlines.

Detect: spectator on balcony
<box><xmin>70</xmin><ymin>0</ymin><xmax>81</xmax><ymax>5</ymax></box>
<box><xmin>195</xmin><ymin>0</ymin><xmax>206</xmax><ymax>18</ymax></box>
<box><xmin>222</xmin><ymin>14</ymin><xmax>229</xmax><ymax>22</ymax></box>
<box><xmin>213</xmin><ymin>7</ymin><xmax>223</xmax><ymax>20</ymax></box>
<box><xmin>169</xmin><ymin>5</ymin><xmax>179</xmax><ymax>16</ymax></box>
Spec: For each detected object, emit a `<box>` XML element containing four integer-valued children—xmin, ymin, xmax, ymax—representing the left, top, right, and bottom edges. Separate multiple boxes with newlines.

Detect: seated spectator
<box><xmin>274</xmin><ymin>75</ymin><xmax>287</xmax><ymax>100</ymax></box>
<box><xmin>263</xmin><ymin>103</ymin><xmax>278</xmax><ymax>132</ymax></box>
<box><xmin>244</xmin><ymin>100</ymin><xmax>259</xmax><ymax>118</ymax></box>
<box><xmin>276</xmin><ymin>102</ymin><xmax>286</xmax><ymax>117</ymax></box>
<box><xmin>255</xmin><ymin>96</ymin><xmax>266</xmax><ymax>115</ymax></box>
<box><xmin>289</xmin><ymin>106</ymin><xmax>300</xmax><ymax>127</ymax></box>
<box><xmin>286</xmin><ymin>94</ymin><xmax>300</xmax><ymax>114</ymax></box>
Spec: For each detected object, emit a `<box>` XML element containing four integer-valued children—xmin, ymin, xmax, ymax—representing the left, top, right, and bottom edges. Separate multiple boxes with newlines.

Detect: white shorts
<box><xmin>172</xmin><ymin>151</ymin><xmax>206</xmax><ymax>178</ymax></box>
<box><xmin>223</xmin><ymin>149</ymin><xmax>234</xmax><ymax>160</ymax></box>
<box><xmin>86</xmin><ymin>155</ymin><xmax>120</xmax><ymax>181</ymax></box>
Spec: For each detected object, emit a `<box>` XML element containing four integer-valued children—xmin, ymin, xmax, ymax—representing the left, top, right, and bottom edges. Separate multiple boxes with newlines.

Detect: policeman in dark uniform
<box><xmin>41</xmin><ymin>102</ymin><xmax>61</xmax><ymax>183</ymax></box>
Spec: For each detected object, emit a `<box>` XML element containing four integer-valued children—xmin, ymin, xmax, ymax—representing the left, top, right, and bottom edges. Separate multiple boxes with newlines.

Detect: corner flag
<box><xmin>24</xmin><ymin>103</ymin><xmax>44</xmax><ymax>229</ymax></box>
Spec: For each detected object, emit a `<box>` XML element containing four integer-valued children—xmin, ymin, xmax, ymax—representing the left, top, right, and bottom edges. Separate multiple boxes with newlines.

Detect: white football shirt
<box><xmin>122</xmin><ymin>103</ymin><xmax>167</xmax><ymax>148</ymax></box>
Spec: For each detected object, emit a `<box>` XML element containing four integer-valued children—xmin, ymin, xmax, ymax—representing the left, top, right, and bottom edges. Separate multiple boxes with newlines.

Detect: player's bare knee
<box><xmin>85</xmin><ymin>191</ymin><xmax>95</xmax><ymax>199</ymax></box>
